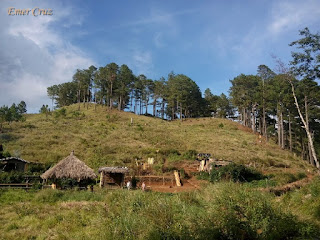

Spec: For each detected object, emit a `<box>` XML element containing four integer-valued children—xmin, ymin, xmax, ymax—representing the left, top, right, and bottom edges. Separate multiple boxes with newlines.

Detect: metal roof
<box><xmin>0</xmin><ymin>157</ymin><xmax>30</xmax><ymax>163</ymax></box>
<box><xmin>98</xmin><ymin>167</ymin><xmax>129</xmax><ymax>174</ymax></box>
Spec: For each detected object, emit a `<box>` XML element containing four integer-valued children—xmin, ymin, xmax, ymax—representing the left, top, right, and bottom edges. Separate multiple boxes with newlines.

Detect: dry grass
<box><xmin>1</xmin><ymin>103</ymin><xmax>313</xmax><ymax>176</ymax></box>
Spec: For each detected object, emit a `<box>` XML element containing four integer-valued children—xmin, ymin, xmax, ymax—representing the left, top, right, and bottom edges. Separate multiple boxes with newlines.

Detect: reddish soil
<box><xmin>143</xmin><ymin>160</ymin><xmax>204</xmax><ymax>193</ymax></box>
<box><xmin>263</xmin><ymin>174</ymin><xmax>314</xmax><ymax>195</ymax></box>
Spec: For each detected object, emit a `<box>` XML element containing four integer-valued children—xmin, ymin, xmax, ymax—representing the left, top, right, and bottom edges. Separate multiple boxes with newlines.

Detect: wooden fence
<box><xmin>0</xmin><ymin>183</ymin><xmax>33</xmax><ymax>189</ymax></box>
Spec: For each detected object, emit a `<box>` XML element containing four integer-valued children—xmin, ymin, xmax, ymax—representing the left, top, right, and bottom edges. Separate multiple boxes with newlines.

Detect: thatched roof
<box><xmin>41</xmin><ymin>151</ymin><xmax>97</xmax><ymax>181</ymax></box>
<box><xmin>98</xmin><ymin>167</ymin><xmax>129</xmax><ymax>174</ymax></box>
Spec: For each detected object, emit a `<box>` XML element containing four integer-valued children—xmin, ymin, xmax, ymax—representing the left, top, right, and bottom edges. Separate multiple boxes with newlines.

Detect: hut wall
<box><xmin>102</xmin><ymin>172</ymin><xmax>124</xmax><ymax>187</ymax></box>
<box><xmin>1</xmin><ymin>159</ymin><xmax>27</xmax><ymax>172</ymax></box>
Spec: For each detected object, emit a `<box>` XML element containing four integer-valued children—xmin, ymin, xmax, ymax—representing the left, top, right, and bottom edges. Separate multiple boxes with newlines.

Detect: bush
<box><xmin>159</xmin><ymin>149</ymin><xmax>181</xmax><ymax>156</ymax></box>
<box><xmin>71</xmin><ymin>111</ymin><xmax>85</xmax><ymax>119</ymax></box>
<box><xmin>183</xmin><ymin>149</ymin><xmax>198</xmax><ymax>160</ymax></box>
<box><xmin>210</xmin><ymin>163</ymin><xmax>264</xmax><ymax>183</ymax></box>
<box><xmin>0</xmin><ymin>171</ymin><xmax>25</xmax><ymax>183</ymax></box>
<box><xmin>206</xmin><ymin>183</ymin><xmax>319</xmax><ymax>239</ymax></box>
<box><xmin>54</xmin><ymin>108</ymin><xmax>67</xmax><ymax>118</ymax></box>
<box><xmin>196</xmin><ymin>172</ymin><xmax>210</xmax><ymax>181</ymax></box>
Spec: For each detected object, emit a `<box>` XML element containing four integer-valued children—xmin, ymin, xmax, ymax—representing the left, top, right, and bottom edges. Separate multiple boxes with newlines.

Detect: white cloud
<box><xmin>0</xmin><ymin>0</ymin><xmax>94</xmax><ymax>112</ymax></box>
<box><xmin>131</xmin><ymin>50</ymin><xmax>153</xmax><ymax>76</ymax></box>
<box><xmin>268</xmin><ymin>0</ymin><xmax>320</xmax><ymax>35</ymax></box>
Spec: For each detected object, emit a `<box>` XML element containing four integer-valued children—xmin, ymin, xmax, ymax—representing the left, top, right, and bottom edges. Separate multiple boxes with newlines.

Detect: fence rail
<box><xmin>0</xmin><ymin>183</ymin><xmax>33</xmax><ymax>189</ymax></box>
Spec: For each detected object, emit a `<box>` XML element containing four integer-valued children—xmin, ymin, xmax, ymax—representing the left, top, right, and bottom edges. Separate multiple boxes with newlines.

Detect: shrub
<box><xmin>71</xmin><ymin>111</ymin><xmax>85</xmax><ymax>119</ymax></box>
<box><xmin>54</xmin><ymin>108</ymin><xmax>67</xmax><ymax>118</ymax></box>
<box><xmin>206</xmin><ymin>183</ymin><xmax>319</xmax><ymax>239</ymax></box>
<box><xmin>0</xmin><ymin>171</ymin><xmax>25</xmax><ymax>183</ymax></box>
<box><xmin>210</xmin><ymin>163</ymin><xmax>264</xmax><ymax>183</ymax></box>
<box><xmin>196</xmin><ymin>172</ymin><xmax>210</xmax><ymax>181</ymax></box>
<box><xmin>183</xmin><ymin>149</ymin><xmax>198</xmax><ymax>160</ymax></box>
<box><xmin>159</xmin><ymin>149</ymin><xmax>180</xmax><ymax>156</ymax></box>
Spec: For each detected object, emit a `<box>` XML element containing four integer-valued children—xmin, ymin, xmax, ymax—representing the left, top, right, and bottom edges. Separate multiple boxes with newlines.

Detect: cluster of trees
<box><xmin>47</xmin><ymin>66</ymin><xmax>233</xmax><ymax>120</ymax></box>
<box><xmin>0</xmin><ymin>101</ymin><xmax>27</xmax><ymax>132</ymax></box>
<box><xmin>229</xmin><ymin>28</ymin><xmax>320</xmax><ymax>168</ymax></box>
<box><xmin>46</xmin><ymin>27</ymin><xmax>319</xmax><ymax>167</ymax></box>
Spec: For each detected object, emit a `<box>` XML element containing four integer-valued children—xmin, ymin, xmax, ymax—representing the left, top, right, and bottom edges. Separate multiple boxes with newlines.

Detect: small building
<box><xmin>0</xmin><ymin>157</ymin><xmax>30</xmax><ymax>172</ymax></box>
<box><xmin>41</xmin><ymin>151</ymin><xmax>97</xmax><ymax>188</ymax></box>
<box><xmin>98</xmin><ymin>167</ymin><xmax>129</xmax><ymax>188</ymax></box>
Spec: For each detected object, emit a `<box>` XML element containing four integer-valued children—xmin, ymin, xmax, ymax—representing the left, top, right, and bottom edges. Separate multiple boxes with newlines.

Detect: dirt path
<box><xmin>262</xmin><ymin>175</ymin><xmax>314</xmax><ymax>195</ymax></box>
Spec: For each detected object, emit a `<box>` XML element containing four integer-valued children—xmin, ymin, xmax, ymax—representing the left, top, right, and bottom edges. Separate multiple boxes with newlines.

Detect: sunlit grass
<box><xmin>2</xmin><ymin>103</ymin><xmax>311</xmax><ymax>177</ymax></box>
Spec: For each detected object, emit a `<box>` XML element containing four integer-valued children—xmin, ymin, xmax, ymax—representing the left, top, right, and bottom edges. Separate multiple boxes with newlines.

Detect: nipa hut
<box><xmin>41</xmin><ymin>151</ymin><xmax>97</xmax><ymax>188</ymax></box>
<box><xmin>0</xmin><ymin>157</ymin><xmax>30</xmax><ymax>172</ymax></box>
<box><xmin>98</xmin><ymin>167</ymin><xmax>129</xmax><ymax>188</ymax></box>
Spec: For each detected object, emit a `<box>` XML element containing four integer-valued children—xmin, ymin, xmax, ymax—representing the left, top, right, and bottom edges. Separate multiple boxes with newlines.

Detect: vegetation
<box><xmin>1</xmin><ymin>28</ymin><xmax>320</xmax><ymax>239</ymax></box>
<box><xmin>0</xmin><ymin>101</ymin><xmax>27</xmax><ymax>132</ymax></box>
<box><xmin>0</xmin><ymin>183</ymin><xmax>319</xmax><ymax>239</ymax></box>
<box><xmin>45</xmin><ymin>28</ymin><xmax>320</xmax><ymax>168</ymax></box>
<box><xmin>229</xmin><ymin>28</ymin><xmax>320</xmax><ymax>168</ymax></box>
<box><xmin>1</xmin><ymin>104</ymin><xmax>314</xmax><ymax>176</ymax></box>
<box><xmin>205</xmin><ymin>163</ymin><xmax>265</xmax><ymax>183</ymax></box>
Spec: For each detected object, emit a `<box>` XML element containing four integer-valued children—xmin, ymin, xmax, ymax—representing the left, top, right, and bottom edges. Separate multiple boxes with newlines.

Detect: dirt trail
<box><xmin>262</xmin><ymin>175</ymin><xmax>314</xmax><ymax>195</ymax></box>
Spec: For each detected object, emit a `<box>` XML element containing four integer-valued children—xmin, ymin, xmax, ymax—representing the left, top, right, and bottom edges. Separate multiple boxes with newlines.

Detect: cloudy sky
<box><xmin>1</xmin><ymin>0</ymin><xmax>320</xmax><ymax>112</ymax></box>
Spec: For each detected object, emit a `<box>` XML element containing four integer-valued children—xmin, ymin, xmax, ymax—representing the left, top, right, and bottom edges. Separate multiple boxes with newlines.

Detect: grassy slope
<box><xmin>1</xmin><ymin>104</ymin><xmax>313</xmax><ymax>176</ymax></box>
<box><xmin>1</xmin><ymin>104</ymin><xmax>320</xmax><ymax>239</ymax></box>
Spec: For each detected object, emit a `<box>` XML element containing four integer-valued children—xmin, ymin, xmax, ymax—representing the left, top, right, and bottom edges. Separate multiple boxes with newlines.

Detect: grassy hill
<box><xmin>1</xmin><ymin>104</ymin><xmax>313</xmax><ymax>175</ymax></box>
<box><xmin>1</xmin><ymin>104</ymin><xmax>320</xmax><ymax>239</ymax></box>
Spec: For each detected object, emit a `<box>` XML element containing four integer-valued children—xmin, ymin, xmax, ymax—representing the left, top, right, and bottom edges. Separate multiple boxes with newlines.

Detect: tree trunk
<box><xmin>277</xmin><ymin>102</ymin><xmax>281</xmax><ymax>148</ymax></box>
<box><xmin>118</xmin><ymin>96</ymin><xmax>122</xmax><ymax>111</ymax></box>
<box><xmin>289</xmin><ymin>112</ymin><xmax>292</xmax><ymax>152</ymax></box>
<box><xmin>109</xmin><ymin>82</ymin><xmax>113</xmax><ymax>109</ymax></box>
<box><xmin>263</xmin><ymin>106</ymin><xmax>268</xmax><ymax>141</ymax></box>
<box><xmin>78</xmin><ymin>89</ymin><xmax>81</xmax><ymax>111</ymax></box>
<box><xmin>180</xmin><ymin>103</ymin><xmax>183</xmax><ymax>122</ymax></box>
<box><xmin>251</xmin><ymin>106</ymin><xmax>255</xmax><ymax>132</ymax></box>
<box><xmin>145</xmin><ymin>99</ymin><xmax>148</xmax><ymax>115</ymax></box>
<box><xmin>153</xmin><ymin>99</ymin><xmax>156</xmax><ymax>116</ymax></box>
<box><xmin>289</xmin><ymin>81</ymin><xmax>319</xmax><ymax>168</ymax></box>
<box><xmin>172</xmin><ymin>106</ymin><xmax>175</xmax><ymax>120</ymax></box>
<box><xmin>135</xmin><ymin>99</ymin><xmax>138</xmax><ymax>114</ymax></box>
<box><xmin>281</xmin><ymin>110</ymin><xmax>285</xmax><ymax>149</ymax></box>
<box><xmin>161</xmin><ymin>101</ymin><xmax>165</xmax><ymax>119</ymax></box>
<box><xmin>247</xmin><ymin>108</ymin><xmax>251</xmax><ymax>128</ymax></box>
<box><xmin>242</xmin><ymin>108</ymin><xmax>244</xmax><ymax>125</ymax></box>
<box><xmin>83</xmin><ymin>90</ymin><xmax>86</xmax><ymax>107</ymax></box>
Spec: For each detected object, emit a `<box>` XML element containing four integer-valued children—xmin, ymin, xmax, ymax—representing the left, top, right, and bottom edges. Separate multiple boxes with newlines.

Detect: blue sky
<box><xmin>1</xmin><ymin>0</ymin><xmax>320</xmax><ymax>112</ymax></box>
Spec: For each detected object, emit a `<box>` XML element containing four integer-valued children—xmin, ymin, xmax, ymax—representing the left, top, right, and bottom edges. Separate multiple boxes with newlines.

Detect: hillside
<box><xmin>1</xmin><ymin>104</ymin><xmax>320</xmax><ymax>239</ymax></box>
<box><xmin>0</xmin><ymin>104</ymin><xmax>314</xmax><ymax>177</ymax></box>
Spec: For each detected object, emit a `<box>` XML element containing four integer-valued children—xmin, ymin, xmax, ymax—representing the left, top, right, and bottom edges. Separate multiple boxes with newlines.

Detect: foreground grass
<box><xmin>0</xmin><ymin>182</ymin><xmax>319</xmax><ymax>240</ymax></box>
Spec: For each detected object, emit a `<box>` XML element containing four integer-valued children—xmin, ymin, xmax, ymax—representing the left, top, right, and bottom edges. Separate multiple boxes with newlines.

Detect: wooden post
<box><xmin>199</xmin><ymin>160</ymin><xmax>205</xmax><ymax>171</ymax></box>
<box><xmin>174</xmin><ymin>170</ymin><xmax>181</xmax><ymax>187</ymax></box>
<box><xmin>100</xmin><ymin>172</ymin><xmax>104</xmax><ymax>188</ymax></box>
<box><xmin>162</xmin><ymin>175</ymin><xmax>165</xmax><ymax>186</ymax></box>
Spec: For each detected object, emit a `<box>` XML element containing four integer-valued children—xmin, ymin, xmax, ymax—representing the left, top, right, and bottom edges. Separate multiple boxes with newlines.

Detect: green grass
<box><xmin>0</xmin><ymin>183</ymin><xmax>319</xmax><ymax>239</ymax></box>
<box><xmin>1</xmin><ymin>104</ymin><xmax>319</xmax><ymax>239</ymax></box>
<box><xmin>0</xmin><ymin>104</ymin><xmax>312</xmax><ymax>176</ymax></box>
<box><xmin>280</xmin><ymin>177</ymin><xmax>320</xmax><ymax>224</ymax></box>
